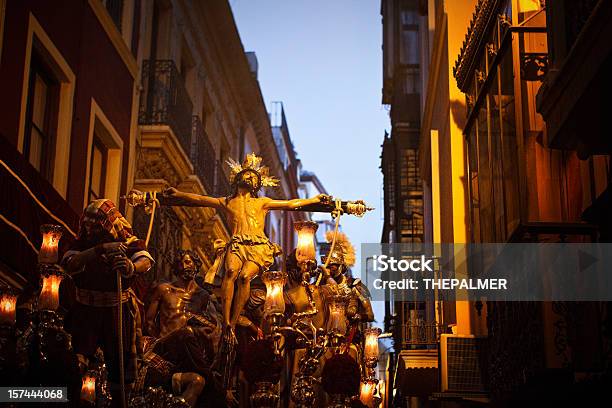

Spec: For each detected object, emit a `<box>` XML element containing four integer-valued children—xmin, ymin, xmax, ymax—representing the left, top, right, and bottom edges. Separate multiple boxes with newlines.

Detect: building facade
<box><xmin>129</xmin><ymin>0</ymin><xmax>309</xmax><ymax>280</ymax></box>
<box><xmin>0</xmin><ymin>0</ymin><xmax>322</xmax><ymax>309</ymax></box>
<box><xmin>0</xmin><ymin>0</ymin><xmax>139</xmax><ymax>292</ymax></box>
<box><xmin>383</xmin><ymin>0</ymin><xmax>612</xmax><ymax>406</ymax></box>
<box><xmin>380</xmin><ymin>1</ymin><xmax>437</xmax><ymax>406</ymax></box>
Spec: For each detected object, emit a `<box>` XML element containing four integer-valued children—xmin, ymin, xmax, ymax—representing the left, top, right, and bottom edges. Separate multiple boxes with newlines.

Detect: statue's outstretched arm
<box><xmin>264</xmin><ymin>194</ymin><xmax>329</xmax><ymax>210</ymax></box>
<box><xmin>159</xmin><ymin>187</ymin><xmax>223</xmax><ymax>209</ymax></box>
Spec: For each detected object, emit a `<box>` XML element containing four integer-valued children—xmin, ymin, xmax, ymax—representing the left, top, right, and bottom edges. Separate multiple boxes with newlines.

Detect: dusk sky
<box><xmin>230</xmin><ymin>1</ymin><xmax>389</xmax><ymax>325</ymax></box>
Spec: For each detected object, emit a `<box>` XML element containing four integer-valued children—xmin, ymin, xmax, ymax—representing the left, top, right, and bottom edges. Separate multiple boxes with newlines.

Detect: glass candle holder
<box><xmin>262</xmin><ymin>270</ymin><xmax>287</xmax><ymax>316</ymax></box>
<box><xmin>326</xmin><ymin>295</ymin><xmax>348</xmax><ymax>336</ymax></box>
<box><xmin>39</xmin><ymin>270</ymin><xmax>64</xmax><ymax>311</ymax></box>
<box><xmin>0</xmin><ymin>290</ymin><xmax>17</xmax><ymax>326</ymax></box>
<box><xmin>359</xmin><ymin>379</ymin><xmax>377</xmax><ymax>407</ymax></box>
<box><xmin>80</xmin><ymin>371</ymin><xmax>96</xmax><ymax>403</ymax></box>
<box><xmin>294</xmin><ymin>221</ymin><xmax>318</xmax><ymax>265</ymax></box>
<box><xmin>364</xmin><ymin>327</ymin><xmax>382</xmax><ymax>362</ymax></box>
<box><xmin>39</xmin><ymin>225</ymin><xmax>63</xmax><ymax>264</ymax></box>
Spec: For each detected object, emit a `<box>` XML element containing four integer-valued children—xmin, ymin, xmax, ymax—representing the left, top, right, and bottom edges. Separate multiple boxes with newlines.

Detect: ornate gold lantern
<box><xmin>294</xmin><ymin>221</ymin><xmax>318</xmax><ymax>265</ymax></box>
<box><xmin>364</xmin><ymin>327</ymin><xmax>382</xmax><ymax>367</ymax></box>
<box><xmin>262</xmin><ymin>270</ymin><xmax>287</xmax><ymax>317</ymax></box>
<box><xmin>326</xmin><ymin>295</ymin><xmax>348</xmax><ymax>345</ymax></box>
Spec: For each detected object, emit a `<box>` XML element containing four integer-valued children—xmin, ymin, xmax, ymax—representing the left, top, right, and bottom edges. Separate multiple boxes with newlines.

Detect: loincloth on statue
<box><xmin>137</xmin><ymin>328</ymin><xmax>213</xmax><ymax>392</ymax></box>
<box><xmin>227</xmin><ymin>233</ymin><xmax>282</xmax><ymax>269</ymax></box>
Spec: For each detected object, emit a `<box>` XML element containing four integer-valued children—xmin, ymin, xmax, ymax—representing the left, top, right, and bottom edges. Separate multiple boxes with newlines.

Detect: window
<box><xmin>85</xmin><ymin>100</ymin><xmax>124</xmax><ymax>206</ymax></box>
<box><xmin>399</xmin><ymin>3</ymin><xmax>420</xmax><ymax>66</ymax></box>
<box><xmin>19</xmin><ymin>14</ymin><xmax>76</xmax><ymax>198</ymax></box>
<box><xmin>400</xmin><ymin>29</ymin><xmax>419</xmax><ymax>65</ymax></box>
<box><xmin>88</xmin><ymin>138</ymin><xmax>107</xmax><ymax>201</ymax></box>
<box><xmin>24</xmin><ymin>53</ymin><xmax>59</xmax><ymax>179</ymax></box>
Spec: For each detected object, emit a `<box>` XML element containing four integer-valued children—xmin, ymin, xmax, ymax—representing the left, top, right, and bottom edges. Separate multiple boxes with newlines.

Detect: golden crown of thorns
<box><xmin>226</xmin><ymin>153</ymin><xmax>280</xmax><ymax>187</ymax></box>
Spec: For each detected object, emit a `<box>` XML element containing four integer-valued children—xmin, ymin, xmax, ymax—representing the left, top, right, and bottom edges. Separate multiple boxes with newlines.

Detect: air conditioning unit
<box><xmin>440</xmin><ymin>334</ymin><xmax>487</xmax><ymax>393</ymax></box>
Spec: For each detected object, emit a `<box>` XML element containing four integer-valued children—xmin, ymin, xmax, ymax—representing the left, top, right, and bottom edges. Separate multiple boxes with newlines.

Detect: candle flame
<box><xmin>0</xmin><ymin>294</ymin><xmax>17</xmax><ymax>326</ymax></box>
<box><xmin>360</xmin><ymin>381</ymin><xmax>376</xmax><ymax>407</ymax></box>
<box><xmin>39</xmin><ymin>274</ymin><xmax>64</xmax><ymax>311</ymax></box>
<box><xmin>39</xmin><ymin>225</ymin><xmax>63</xmax><ymax>264</ymax></box>
<box><xmin>294</xmin><ymin>221</ymin><xmax>318</xmax><ymax>263</ymax></box>
<box><xmin>80</xmin><ymin>375</ymin><xmax>96</xmax><ymax>402</ymax></box>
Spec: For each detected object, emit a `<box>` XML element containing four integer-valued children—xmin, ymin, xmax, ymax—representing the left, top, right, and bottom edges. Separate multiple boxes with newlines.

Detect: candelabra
<box><xmin>0</xmin><ymin>284</ymin><xmax>18</xmax><ymax>374</ymax></box>
<box><xmin>36</xmin><ymin>225</ymin><xmax>72</xmax><ymax>363</ymax></box>
<box><xmin>257</xmin><ymin>220</ymin><xmax>353</xmax><ymax>407</ymax></box>
<box><xmin>79</xmin><ymin>349</ymin><xmax>112</xmax><ymax>407</ymax></box>
<box><xmin>360</xmin><ymin>327</ymin><xmax>382</xmax><ymax>408</ymax></box>
<box><xmin>0</xmin><ymin>224</ymin><xmax>74</xmax><ymax>389</ymax></box>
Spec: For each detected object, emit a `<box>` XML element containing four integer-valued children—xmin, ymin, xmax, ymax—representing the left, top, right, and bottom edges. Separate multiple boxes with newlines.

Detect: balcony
<box><xmin>395</xmin><ymin>319</ymin><xmax>441</xmax><ymax>398</ymax></box>
<box><xmin>191</xmin><ymin>116</ymin><xmax>215</xmax><ymax>194</ymax></box>
<box><xmin>402</xmin><ymin>320</ymin><xmax>441</xmax><ymax>348</ymax></box>
<box><xmin>139</xmin><ymin>60</ymin><xmax>194</xmax><ymax>157</ymax></box>
<box><xmin>215</xmin><ymin>163</ymin><xmax>231</xmax><ymax>197</ymax></box>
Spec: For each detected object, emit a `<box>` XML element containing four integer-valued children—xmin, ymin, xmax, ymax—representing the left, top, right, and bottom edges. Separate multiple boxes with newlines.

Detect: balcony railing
<box><xmin>215</xmin><ymin>163</ymin><xmax>231</xmax><ymax>197</ymax></box>
<box><xmin>139</xmin><ymin>60</ymin><xmax>194</xmax><ymax>157</ymax></box>
<box><xmin>191</xmin><ymin>116</ymin><xmax>215</xmax><ymax>194</ymax></box>
<box><xmin>402</xmin><ymin>320</ymin><xmax>441</xmax><ymax>347</ymax></box>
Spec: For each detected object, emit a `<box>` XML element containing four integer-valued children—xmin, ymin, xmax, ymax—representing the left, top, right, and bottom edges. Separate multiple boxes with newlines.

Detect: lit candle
<box><xmin>359</xmin><ymin>379</ymin><xmax>376</xmax><ymax>407</ymax></box>
<box><xmin>294</xmin><ymin>221</ymin><xmax>318</xmax><ymax>264</ymax></box>
<box><xmin>80</xmin><ymin>372</ymin><xmax>96</xmax><ymax>403</ymax></box>
<box><xmin>0</xmin><ymin>291</ymin><xmax>17</xmax><ymax>326</ymax></box>
<box><xmin>326</xmin><ymin>295</ymin><xmax>348</xmax><ymax>335</ymax></box>
<box><xmin>38</xmin><ymin>272</ymin><xmax>64</xmax><ymax>311</ymax></box>
<box><xmin>262</xmin><ymin>271</ymin><xmax>287</xmax><ymax>316</ymax></box>
<box><xmin>364</xmin><ymin>327</ymin><xmax>382</xmax><ymax>362</ymax></box>
<box><xmin>39</xmin><ymin>225</ymin><xmax>63</xmax><ymax>264</ymax></box>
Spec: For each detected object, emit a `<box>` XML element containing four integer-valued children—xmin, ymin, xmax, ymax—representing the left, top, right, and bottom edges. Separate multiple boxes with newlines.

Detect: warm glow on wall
<box><xmin>518</xmin><ymin>0</ymin><xmax>542</xmax><ymax>13</ymax></box>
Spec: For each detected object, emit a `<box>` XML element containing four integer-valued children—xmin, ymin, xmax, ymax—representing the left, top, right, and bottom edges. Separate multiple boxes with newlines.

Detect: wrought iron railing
<box><xmin>214</xmin><ymin>163</ymin><xmax>232</xmax><ymax>231</ymax></box>
<box><xmin>191</xmin><ymin>116</ymin><xmax>215</xmax><ymax>194</ymax></box>
<box><xmin>139</xmin><ymin>60</ymin><xmax>194</xmax><ymax>157</ymax></box>
<box><xmin>215</xmin><ymin>163</ymin><xmax>231</xmax><ymax>197</ymax></box>
<box><xmin>402</xmin><ymin>320</ymin><xmax>441</xmax><ymax>347</ymax></box>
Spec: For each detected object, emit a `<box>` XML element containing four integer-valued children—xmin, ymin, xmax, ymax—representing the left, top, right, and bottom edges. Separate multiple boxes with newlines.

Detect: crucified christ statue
<box><xmin>141</xmin><ymin>154</ymin><xmax>329</xmax><ymax>341</ymax></box>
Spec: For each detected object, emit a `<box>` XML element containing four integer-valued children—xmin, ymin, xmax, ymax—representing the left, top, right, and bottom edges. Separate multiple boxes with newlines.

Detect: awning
<box><xmin>394</xmin><ymin>349</ymin><xmax>439</xmax><ymax>397</ymax></box>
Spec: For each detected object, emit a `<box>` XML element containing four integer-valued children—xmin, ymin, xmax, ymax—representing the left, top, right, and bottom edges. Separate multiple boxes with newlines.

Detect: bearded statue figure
<box><xmin>142</xmin><ymin>249</ymin><xmax>229</xmax><ymax>407</ymax></box>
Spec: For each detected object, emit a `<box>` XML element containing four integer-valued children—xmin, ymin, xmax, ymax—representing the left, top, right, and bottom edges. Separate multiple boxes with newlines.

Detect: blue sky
<box><xmin>230</xmin><ymin>0</ymin><xmax>389</xmax><ymax>325</ymax></box>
